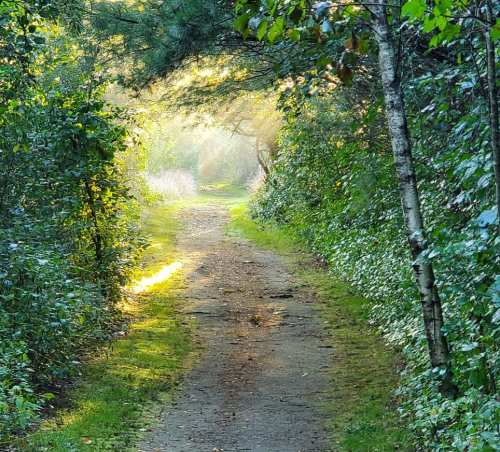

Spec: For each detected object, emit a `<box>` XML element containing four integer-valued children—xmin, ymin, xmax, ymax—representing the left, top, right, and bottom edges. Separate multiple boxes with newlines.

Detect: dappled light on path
<box><xmin>133</xmin><ymin>262</ymin><xmax>182</xmax><ymax>293</ymax></box>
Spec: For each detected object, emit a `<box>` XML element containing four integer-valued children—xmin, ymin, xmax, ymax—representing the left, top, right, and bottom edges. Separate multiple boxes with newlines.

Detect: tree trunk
<box><xmin>256</xmin><ymin>136</ymin><xmax>270</xmax><ymax>178</ymax></box>
<box><xmin>484</xmin><ymin>1</ymin><xmax>500</xmax><ymax>238</ymax></box>
<box><xmin>370</xmin><ymin>0</ymin><xmax>456</xmax><ymax>396</ymax></box>
<box><xmin>84</xmin><ymin>180</ymin><xmax>103</xmax><ymax>267</ymax></box>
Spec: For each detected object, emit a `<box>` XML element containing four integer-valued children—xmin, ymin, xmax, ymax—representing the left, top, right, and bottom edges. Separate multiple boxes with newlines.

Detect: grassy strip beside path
<box><xmin>225</xmin><ymin>205</ymin><xmax>414</xmax><ymax>452</ymax></box>
<box><xmin>18</xmin><ymin>204</ymin><xmax>192</xmax><ymax>452</ymax></box>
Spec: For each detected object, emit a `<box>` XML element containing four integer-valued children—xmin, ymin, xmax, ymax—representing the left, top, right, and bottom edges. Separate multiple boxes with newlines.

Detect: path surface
<box><xmin>139</xmin><ymin>203</ymin><xmax>332</xmax><ymax>452</ymax></box>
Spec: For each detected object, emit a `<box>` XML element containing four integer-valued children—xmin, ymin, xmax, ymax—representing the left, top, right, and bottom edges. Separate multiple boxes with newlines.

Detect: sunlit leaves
<box><xmin>0</xmin><ymin>5</ymin><xmax>143</xmax><ymax>437</ymax></box>
<box><xmin>401</xmin><ymin>0</ymin><xmax>426</xmax><ymax>19</ymax></box>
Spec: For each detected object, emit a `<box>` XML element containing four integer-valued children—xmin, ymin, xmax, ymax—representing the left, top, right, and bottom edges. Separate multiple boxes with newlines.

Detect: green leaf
<box><xmin>401</xmin><ymin>0</ymin><xmax>425</xmax><ymax>19</ymax></box>
<box><xmin>435</xmin><ymin>0</ymin><xmax>452</xmax><ymax>14</ymax></box>
<box><xmin>422</xmin><ymin>15</ymin><xmax>436</xmax><ymax>33</ymax></box>
<box><xmin>491</xmin><ymin>18</ymin><xmax>500</xmax><ymax>42</ymax></box>
<box><xmin>289</xmin><ymin>29</ymin><xmax>300</xmax><ymax>41</ymax></box>
<box><xmin>460</xmin><ymin>343</ymin><xmax>476</xmax><ymax>352</ymax></box>
<box><xmin>235</xmin><ymin>0</ymin><xmax>248</xmax><ymax>14</ymax></box>
<box><xmin>268</xmin><ymin>22</ymin><xmax>279</xmax><ymax>43</ymax></box>
<box><xmin>289</xmin><ymin>6</ymin><xmax>303</xmax><ymax>24</ymax></box>
<box><xmin>234</xmin><ymin>13</ymin><xmax>250</xmax><ymax>31</ymax></box>
<box><xmin>256</xmin><ymin>19</ymin><xmax>268</xmax><ymax>41</ymax></box>
<box><xmin>429</xmin><ymin>35</ymin><xmax>440</xmax><ymax>47</ymax></box>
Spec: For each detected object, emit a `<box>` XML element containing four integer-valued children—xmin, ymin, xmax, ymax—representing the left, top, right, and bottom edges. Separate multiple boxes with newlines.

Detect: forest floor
<box><xmin>139</xmin><ymin>194</ymin><xmax>332</xmax><ymax>452</ymax></box>
<box><xmin>14</xmin><ymin>185</ymin><xmax>412</xmax><ymax>452</ymax></box>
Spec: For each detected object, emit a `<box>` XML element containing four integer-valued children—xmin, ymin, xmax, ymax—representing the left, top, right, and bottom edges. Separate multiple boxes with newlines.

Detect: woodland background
<box><xmin>1</xmin><ymin>0</ymin><xmax>500</xmax><ymax>450</ymax></box>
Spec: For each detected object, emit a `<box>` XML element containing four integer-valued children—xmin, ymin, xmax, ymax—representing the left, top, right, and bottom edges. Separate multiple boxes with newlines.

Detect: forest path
<box><xmin>139</xmin><ymin>200</ymin><xmax>333</xmax><ymax>452</ymax></box>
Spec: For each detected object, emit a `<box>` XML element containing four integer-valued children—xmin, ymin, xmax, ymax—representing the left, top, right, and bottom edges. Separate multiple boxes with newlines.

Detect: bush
<box><xmin>251</xmin><ymin>84</ymin><xmax>500</xmax><ymax>450</ymax></box>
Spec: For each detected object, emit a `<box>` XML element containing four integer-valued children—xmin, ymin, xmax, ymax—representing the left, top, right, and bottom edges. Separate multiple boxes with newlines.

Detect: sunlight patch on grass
<box><xmin>18</xmin><ymin>204</ymin><xmax>192</xmax><ymax>452</ymax></box>
<box><xmin>132</xmin><ymin>261</ymin><xmax>182</xmax><ymax>293</ymax></box>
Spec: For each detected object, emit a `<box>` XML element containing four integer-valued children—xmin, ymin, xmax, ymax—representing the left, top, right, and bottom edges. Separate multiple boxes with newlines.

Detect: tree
<box><xmin>369</xmin><ymin>0</ymin><xmax>455</xmax><ymax>394</ymax></box>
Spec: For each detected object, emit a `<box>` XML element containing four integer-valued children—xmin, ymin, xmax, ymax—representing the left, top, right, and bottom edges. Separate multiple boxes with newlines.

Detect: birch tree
<box><xmin>370</xmin><ymin>0</ymin><xmax>455</xmax><ymax>395</ymax></box>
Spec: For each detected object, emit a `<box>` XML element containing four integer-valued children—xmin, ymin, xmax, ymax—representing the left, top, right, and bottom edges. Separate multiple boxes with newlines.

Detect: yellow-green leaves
<box><xmin>402</xmin><ymin>0</ymin><xmax>462</xmax><ymax>47</ymax></box>
<box><xmin>401</xmin><ymin>0</ymin><xmax>426</xmax><ymax>20</ymax></box>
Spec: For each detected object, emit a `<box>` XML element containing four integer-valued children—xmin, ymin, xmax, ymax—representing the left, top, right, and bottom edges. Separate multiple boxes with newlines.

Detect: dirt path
<box><xmin>139</xmin><ymin>203</ymin><xmax>332</xmax><ymax>452</ymax></box>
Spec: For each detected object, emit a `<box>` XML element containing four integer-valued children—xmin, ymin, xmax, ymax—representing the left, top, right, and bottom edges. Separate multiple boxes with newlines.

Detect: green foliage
<box><xmin>18</xmin><ymin>204</ymin><xmax>191</xmax><ymax>452</ymax></box>
<box><xmin>249</xmin><ymin>57</ymin><xmax>500</xmax><ymax>448</ymax></box>
<box><xmin>230</xmin><ymin>0</ymin><xmax>500</xmax><ymax>449</ymax></box>
<box><xmin>0</xmin><ymin>5</ymin><xmax>144</xmax><ymax>438</ymax></box>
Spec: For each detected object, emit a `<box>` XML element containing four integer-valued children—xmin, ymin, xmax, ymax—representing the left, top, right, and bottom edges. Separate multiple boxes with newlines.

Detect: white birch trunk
<box><xmin>370</xmin><ymin>0</ymin><xmax>455</xmax><ymax>395</ymax></box>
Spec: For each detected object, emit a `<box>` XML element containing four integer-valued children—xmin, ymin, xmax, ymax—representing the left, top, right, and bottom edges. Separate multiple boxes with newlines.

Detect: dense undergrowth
<box><xmin>15</xmin><ymin>204</ymin><xmax>191</xmax><ymax>452</ymax></box>
<box><xmin>250</xmin><ymin>80</ymin><xmax>500</xmax><ymax>450</ymax></box>
<box><xmin>0</xmin><ymin>3</ymin><xmax>144</xmax><ymax>438</ymax></box>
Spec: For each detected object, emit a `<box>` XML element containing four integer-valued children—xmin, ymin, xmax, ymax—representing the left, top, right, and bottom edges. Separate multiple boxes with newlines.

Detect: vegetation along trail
<box><xmin>140</xmin><ymin>196</ymin><xmax>331</xmax><ymax>451</ymax></box>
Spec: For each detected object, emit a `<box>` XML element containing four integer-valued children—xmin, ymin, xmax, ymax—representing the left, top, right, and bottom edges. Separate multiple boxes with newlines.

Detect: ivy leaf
<box><xmin>477</xmin><ymin>210</ymin><xmax>497</xmax><ymax>228</ymax></box>
<box><xmin>321</xmin><ymin>20</ymin><xmax>332</xmax><ymax>33</ymax></box>
<box><xmin>460</xmin><ymin>343</ymin><xmax>477</xmax><ymax>352</ymax></box>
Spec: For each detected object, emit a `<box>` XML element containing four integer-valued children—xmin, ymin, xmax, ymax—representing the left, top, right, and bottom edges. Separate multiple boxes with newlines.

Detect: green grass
<box><xmin>226</xmin><ymin>205</ymin><xmax>414</xmax><ymax>452</ymax></box>
<box><xmin>17</xmin><ymin>204</ymin><xmax>193</xmax><ymax>452</ymax></box>
<box><xmin>16</xmin><ymin>187</ymin><xmax>413</xmax><ymax>452</ymax></box>
<box><xmin>197</xmin><ymin>183</ymin><xmax>249</xmax><ymax>206</ymax></box>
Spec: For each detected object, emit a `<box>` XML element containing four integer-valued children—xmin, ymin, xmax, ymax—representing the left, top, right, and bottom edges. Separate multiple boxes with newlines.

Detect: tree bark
<box><xmin>484</xmin><ymin>1</ymin><xmax>500</xmax><ymax>238</ymax></box>
<box><xmin>256</xmin><ymin>136</ymin><xmax>270</xmax><ymax>178</ymax></box>
<box><xmin>370</xmin><ymin>0</ymin><xmax>455</xmax><ymax>395</ymax></box>
<box><xmin>84</xmin><ymin>180</ymin><xmax>103</xmax><ymax>267</ymax></box>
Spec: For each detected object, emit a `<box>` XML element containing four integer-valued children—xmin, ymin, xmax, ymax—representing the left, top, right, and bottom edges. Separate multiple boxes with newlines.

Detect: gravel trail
<box><xmin>139</xmin><ymin>204</ymin><xmax>332</xmax><ymax>452</ymax></box>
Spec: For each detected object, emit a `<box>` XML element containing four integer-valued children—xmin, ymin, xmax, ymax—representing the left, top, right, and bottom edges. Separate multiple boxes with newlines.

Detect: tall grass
<box><xmin>144</xmin><ymin>169</ymin><xmax>198</xmax><ymax>199</ymax></box>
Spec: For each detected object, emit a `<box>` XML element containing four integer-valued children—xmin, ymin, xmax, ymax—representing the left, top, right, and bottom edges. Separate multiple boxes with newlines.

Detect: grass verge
<box><xmin>225</xmin><ymin>204</ymin><xmax>414</xmax><ymax>452</ymax></box>
<box><xmin>17</xmin><ymin>204</ymin><xmax>192</xmax><ymax>452</ymax></box>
